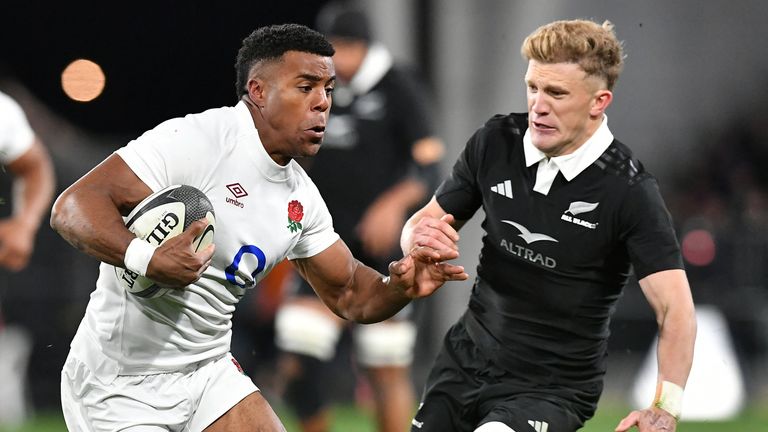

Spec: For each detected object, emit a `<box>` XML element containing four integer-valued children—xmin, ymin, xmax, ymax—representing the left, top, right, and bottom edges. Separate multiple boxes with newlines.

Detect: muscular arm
<box><xmin>50</xmin><ymin>154</ymin><xmax>212</xmax><ymax>287</ymax></box>
<box><xmin>0</xmin><ymin>138</ymin><xmax>55</xmax><ymax>271</ymax></box>
<box><xmin>615</xmin><ymin>269</ymin><xmax>696</xmax><ymax>431</ymax></box>
<box><xmin>293</xmin><ymin>237</ymin><xmax>467</xmax><ymax>324</ymax></box>
<box><xmin>640</xmin><ymin>269</ymin><xmax>696</xmax><ymax>392</ymax></box>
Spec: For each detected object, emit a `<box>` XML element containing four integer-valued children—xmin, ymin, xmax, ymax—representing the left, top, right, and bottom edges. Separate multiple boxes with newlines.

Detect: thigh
<box><xmin>479</xmin><ymin>396</ymin><xmax>583</xmax><ymax>432</ymax></box>
<box><xmin>411</xmin><ymin>330</ymin><xmax>482</xmax><ymax>432</ymax></box>
<box><xmin>202</xmin><ymin>391</ymin><xmax>285</xmax><ymax>432</ymax></box>
<box><xmin>189</xmin><ymin>353</ymin><xmax>266</xmax><ymax>431</ymax></box>
<box><xmin>61</xmin><ymin>354</ymin><xmax>190</xmax><ymax>432</ymax></box>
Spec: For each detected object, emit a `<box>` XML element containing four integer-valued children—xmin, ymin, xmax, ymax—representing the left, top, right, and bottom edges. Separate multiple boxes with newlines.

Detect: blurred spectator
<box><xmin>0</xmin><ymin>89</ymin><xmax>55</xmax><ymax>425</ymax></box>
<box><xmin>272</xmin><ymin>2</ymin><xmax>445</xmax><ymax>431</ymax></box>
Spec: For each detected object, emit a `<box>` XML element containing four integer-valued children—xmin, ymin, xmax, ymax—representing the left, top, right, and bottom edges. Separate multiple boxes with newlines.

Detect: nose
<box><xmin>529</xmin><ymin>92</ymin><xmax>549</xmax><ymax>115</ymax></box>
<box><xmin>313</xmin><ymin>89</ymin><xmax>330</xmax><ymax>112</ymax></box>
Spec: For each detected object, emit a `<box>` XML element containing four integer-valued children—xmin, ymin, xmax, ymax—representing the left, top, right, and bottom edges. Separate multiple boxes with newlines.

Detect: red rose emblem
<box><xmin>288</xmin><ymin>200</ymin><xmax>304</xmax><ymax>222</ymax></box>
<box><xmin>287</xmin><ymin>200</ymin><xmax>304</xmax><ymax>233</ymax></box>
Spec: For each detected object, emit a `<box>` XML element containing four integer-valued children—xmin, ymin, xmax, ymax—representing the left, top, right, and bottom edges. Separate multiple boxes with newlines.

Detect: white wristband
<box><xmin>124</xmin><ymin>238</ymin><xmax>157</xmax><ymax>277</ymax></box>
<box><xmin>653</xmin><ymin>380</ymin><xmax>684</xmax><ymax>420</ymax></box>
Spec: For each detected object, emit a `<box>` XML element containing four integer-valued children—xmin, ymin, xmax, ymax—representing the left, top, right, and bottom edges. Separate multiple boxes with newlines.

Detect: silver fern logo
<box><xmin>566</xmin><ymin>201</ymin><xmax>599</xmax><ymax>215</ymax></box>
<box><xmin>562</xmin><ymin>201</ymin><xmax>599</xmax><ymax>229</ymax></box>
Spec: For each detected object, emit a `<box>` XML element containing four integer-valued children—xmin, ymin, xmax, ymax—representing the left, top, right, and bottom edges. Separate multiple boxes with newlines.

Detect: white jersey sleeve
<box><xmin>115</xmin><ymin>115</ymin><xmax>218</xmax><ymax>192</ymax></box>
<box><xmin>0</xmin><ymin>91</ymin><xmax>35</xmax><ymax>164</ymax></box>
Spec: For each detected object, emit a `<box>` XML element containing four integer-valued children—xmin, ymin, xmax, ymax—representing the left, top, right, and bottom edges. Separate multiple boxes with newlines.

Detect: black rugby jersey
<box><xmin>436</xmin><ymin>113</ymin><xmax>683</xmax><ymax>385</ymax></box>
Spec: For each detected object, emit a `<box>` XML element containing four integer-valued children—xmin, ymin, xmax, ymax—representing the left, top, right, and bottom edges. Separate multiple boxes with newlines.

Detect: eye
<box><xmin>325</xmin><ymin>87</ymin><xmax>334</xmax><ymax>96</ymax></box>
<box><xmin>299</xmin><ymin>85</ymin><xmax>312</xmax><ymax>93</ymax></box>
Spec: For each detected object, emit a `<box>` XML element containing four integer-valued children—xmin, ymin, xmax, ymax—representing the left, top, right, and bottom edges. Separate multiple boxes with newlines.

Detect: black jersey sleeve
<box><xmin>434</xmin><ymin>127</ymin><xmax>485</xmax><ymax>221</ymax></box>
<box><xmin>619</xmin><ymin>176</ymin><xmax>684</xmax><ymax>279</ymax></box>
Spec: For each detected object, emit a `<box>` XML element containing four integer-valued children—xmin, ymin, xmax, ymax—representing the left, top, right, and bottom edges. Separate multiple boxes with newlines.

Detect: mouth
<box><xmin>305</xmin><ymin>125</ymin><xmax>326</xmax><ymax>139</ymax></box>
<box><xmin>532</xmin><ymin>120</ymin><xmax>555</xmax><ymax>131</ymax></box>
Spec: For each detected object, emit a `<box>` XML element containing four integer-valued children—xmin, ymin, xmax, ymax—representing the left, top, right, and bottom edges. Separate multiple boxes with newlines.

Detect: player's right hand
<box><xmin>406</xmin><ymin>214</ymin><xmax>460</xmax><ymax>262</ymax></box>
<box><xmin>146</xmin><ymin>219</ymin><xmax>215</xmax><ymax>288</ymax></box>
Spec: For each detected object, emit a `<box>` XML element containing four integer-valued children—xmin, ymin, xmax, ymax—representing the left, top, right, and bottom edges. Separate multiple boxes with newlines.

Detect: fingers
<box><xmin>614</xmin><ymin>411</ymin><xmax>640</xmax><ymax>432</ymax></box>
<box><xmin>409</xmin><ymin>214</ymin><xmax>460</xmax><ymax>257</ymax></box>
<box><xmin>184</xmin><ymin>219</ymin><xmax>209</xmax><ymax>240</ymax></box>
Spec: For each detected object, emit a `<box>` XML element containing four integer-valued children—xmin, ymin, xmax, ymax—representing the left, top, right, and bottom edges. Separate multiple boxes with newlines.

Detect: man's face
<box><xmin>524</xmin><ymin>60</ymin><xmax>607</xmax><ymax>157</ymax></box>
<box><xmin>256</xmin><ymin>51</ymin><xmax>336</xmax><ymax>160</ymax></box>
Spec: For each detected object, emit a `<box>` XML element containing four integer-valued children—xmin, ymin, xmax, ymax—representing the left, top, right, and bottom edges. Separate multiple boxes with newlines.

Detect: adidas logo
<box><xmin>528</xmin><ymin>420</ymin><xmax>549</xmax><ymax>432</ymax></box>
<box><xmin>491</xmin><ymin>180</ymin><xmax>513</xmax><ymax>199</ymax></box>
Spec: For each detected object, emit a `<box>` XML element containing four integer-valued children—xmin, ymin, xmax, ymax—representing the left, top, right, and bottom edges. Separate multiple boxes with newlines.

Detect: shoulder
<box><xmin>595</xmin><ymin>140</ymin><xmax>653</xmax><ymax>187</ymax></box>
<box><xmin>481</xmin><ymin>112</ymin><xmax>528</xmax><ymax>134</ymax></box>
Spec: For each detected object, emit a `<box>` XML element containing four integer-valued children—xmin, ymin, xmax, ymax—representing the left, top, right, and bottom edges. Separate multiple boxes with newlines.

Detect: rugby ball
<box><xmin>115</xmin><ymin>184</ymin><xmax>216</xmax><ymax>298</ymax></box>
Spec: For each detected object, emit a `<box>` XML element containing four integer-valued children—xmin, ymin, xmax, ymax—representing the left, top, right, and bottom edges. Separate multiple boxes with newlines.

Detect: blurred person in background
<box><xmin>51</xmin><ymin>23</ymin><xmax>465</xmax><ymax>431</ymax></box>
<box><xmin>0</xmin><ymin>89</ymin><xmax>55</xmax><ymax>425</ymax></box>
<box><xmin>272</xmin><ymin>2</ymin><xmax>445</xmax><ymax>431</ymax></box>
<box><xmin>401</xmin><ymin>19</ymin><xmax>696</xmax><ymax>432</ymax></box>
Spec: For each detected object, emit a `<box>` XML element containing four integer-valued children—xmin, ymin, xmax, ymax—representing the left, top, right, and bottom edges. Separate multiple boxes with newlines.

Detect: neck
<box><xmin>241</xmin><ymin>96</ymin><xmax>291</xmax><ymax>166</ymax></box>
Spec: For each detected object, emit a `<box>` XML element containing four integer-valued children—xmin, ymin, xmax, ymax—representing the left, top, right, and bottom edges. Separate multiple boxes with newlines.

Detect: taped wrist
<box><xmin>653</xmin><ymin>380</ymin><xmax>683</xmax><ymax>420</ymax></box>
<box><xmin>123</xmin><ymin>238</ymin><xmax>157</xmax><ymax>277</ymax></box>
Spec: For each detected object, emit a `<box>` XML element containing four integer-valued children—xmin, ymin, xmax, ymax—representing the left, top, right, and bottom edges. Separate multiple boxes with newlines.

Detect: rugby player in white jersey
<box><xmin>51</xmin><ymin>23</ymin><xmax>467</xmax><ymax>432</ymax></box>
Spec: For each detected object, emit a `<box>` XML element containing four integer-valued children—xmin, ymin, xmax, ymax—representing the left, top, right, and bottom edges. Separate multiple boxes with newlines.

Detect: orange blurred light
<box><xmin>61</xmin><ymin>59</ymin><xmax>105</xmax><ymax>102</ymax></box>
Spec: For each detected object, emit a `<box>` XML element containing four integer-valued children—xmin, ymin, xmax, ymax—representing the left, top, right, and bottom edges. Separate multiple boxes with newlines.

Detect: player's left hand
<box><xmin>0</xmin><ymin>217</ymin><xmax>36</xmax><ymax>271</ymax></box>
<box><xmin>387</xmin><ymin>247</ymin><xmax>468</xmax><ymax>299</ymax></box>
<box><xmin>615</xmin><ymin>407</ymin><xmax>677</xmax><ymax>432</ymax></box>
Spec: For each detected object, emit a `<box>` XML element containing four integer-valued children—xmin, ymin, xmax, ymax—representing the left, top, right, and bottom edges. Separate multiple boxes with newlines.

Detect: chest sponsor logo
<box><xmin>500</xmin><ymin>220</ymin><xmax>557</xmax><ymax>268</ymax></box>
<box><xmin>561</xmin><ymin>201</ymin><xmax>599</xmax><ymax>229</ymax></box>
<box><xmin>226</xmin><ymin>183</ymin><xmax>248</xmax><ymax>208</ymax></box>
<box><xmin>491</xmin><ymin>180</ymin><xmax>513</xmax><ymax>199</ymax></box>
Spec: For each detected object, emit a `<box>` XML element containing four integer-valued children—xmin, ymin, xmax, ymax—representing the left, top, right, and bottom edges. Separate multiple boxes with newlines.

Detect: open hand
<box><xmin>615</xmin><ymin>408</ymin><xmax>677</xmax><ymax>432</ymax></box>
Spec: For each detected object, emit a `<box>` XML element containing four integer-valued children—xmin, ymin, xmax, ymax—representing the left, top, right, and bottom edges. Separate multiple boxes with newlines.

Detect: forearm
<box><xmin>334</xmin><ymin>261</ymin><xmax>411</xmax><ymax>324</ymax></box>
<box><xmin>656</xmin><ymin>302</ymin><xmax>696</xmax><ymax>387</ymax></box>
<box><xmin>10</xmin><ymin>139</ymin><xmax>55</xmax><ymax>232</ymax></box>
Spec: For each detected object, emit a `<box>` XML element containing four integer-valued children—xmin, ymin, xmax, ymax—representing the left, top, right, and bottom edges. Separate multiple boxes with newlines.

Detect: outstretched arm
<box><xmin>293</xmin><ymin>235</ymin><xmax>467</xmax><ymax>324</ymax></box>
<box><xmin>50</xmin><ymin>154</ymin><xmax>213</xmax><ymax>288</ymax></box>
<box><xmin>615</xmin><ymin>269</ymin><xmax>696</xmax><ymax>432</ymax></box>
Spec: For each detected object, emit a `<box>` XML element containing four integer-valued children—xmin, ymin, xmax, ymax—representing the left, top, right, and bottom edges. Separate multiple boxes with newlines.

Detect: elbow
<box><xmin>49</xmin><ymin>191</ymin><xmax>73</xmax><ymax>235</ymax></box>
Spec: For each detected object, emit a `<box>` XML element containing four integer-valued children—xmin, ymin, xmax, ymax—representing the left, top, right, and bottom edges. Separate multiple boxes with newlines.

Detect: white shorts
<box><xmin>61</xmin><ymin>352</ymin><xmax>257</xmax><ymax>432</ymax></box>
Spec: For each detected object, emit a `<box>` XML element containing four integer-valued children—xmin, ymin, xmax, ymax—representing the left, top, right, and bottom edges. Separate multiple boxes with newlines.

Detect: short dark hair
<box><xmin>234</xmin><ymin>23</ymin><xmax>335</xmax><ymax>99</ymax></box>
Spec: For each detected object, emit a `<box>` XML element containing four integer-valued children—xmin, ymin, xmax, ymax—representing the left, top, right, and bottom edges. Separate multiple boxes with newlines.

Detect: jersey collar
<box><xmin>523</xmin><ymin>114</ymin><xmax>614</xmax><ymax>182</ymax></box>
<box><xmin>235</xmin><ymin>100</ymin><xmax>292</xmax><ymax>182</ymax></box>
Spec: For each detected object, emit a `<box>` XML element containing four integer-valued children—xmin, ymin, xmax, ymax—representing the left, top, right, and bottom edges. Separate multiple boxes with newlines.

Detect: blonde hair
<box><xmin>521</xmin><ymin>19</ymin><xmax>624</xmax><ymax>90</ymax></box>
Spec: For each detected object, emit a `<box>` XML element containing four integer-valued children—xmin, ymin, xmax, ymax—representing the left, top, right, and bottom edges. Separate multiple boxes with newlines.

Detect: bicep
<box><xmin>291</xmin><ymin>239</ymin><xmax>356</xmax><ymax>303</ymax></box>
<box><xmin>6</xmin><ymin>138</ymin><xmax>52</xmax><ymax>178</ymax></box>
<box><xmin>638</xmin><ymin>269</ymin><xmax>692</xmax><ymax>321</ymax></box>
<box><xmin>58</xmin><ymin>153</ymin><xmax>152</xmax><ymax>215</ymax></box>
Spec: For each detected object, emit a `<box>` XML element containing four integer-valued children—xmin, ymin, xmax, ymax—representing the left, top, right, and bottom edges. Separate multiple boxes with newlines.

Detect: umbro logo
<box><xmin>491</xmin><ymin>180</ymin><xmax>513</xmax><ymax>199</ymax></box>
<box><xmin>501</xmin><ymin>220</ymin><xmax>558</xmax><ymax>244</ymax></box>
<box><xmin>225</xmin><ymin>183</ymin><xmax>247</xmax><ymax>208</ymax></box>
<box><xmin>561</xmin><ymin>201</ymin><xmax>599</xmax><ymax>229</ymax></box>
<box><xmin>528</xmin><ymin>420</ymin><xmax>549</xmax><ymax>432</ymax></box>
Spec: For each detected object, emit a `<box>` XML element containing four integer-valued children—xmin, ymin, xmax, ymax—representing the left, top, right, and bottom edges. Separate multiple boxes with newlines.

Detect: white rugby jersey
<box><xmin>70</xmin><ymin>101</ymin><xmax>339</xmax><ymax>379</ymax></box>
<box><xmin>0</xmin><ymin>91</ymin><xmax>35</xmax><ymax>164</ymax></box>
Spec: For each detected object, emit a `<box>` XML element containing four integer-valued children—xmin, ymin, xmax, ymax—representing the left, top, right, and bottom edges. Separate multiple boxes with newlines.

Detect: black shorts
<box><xmin>411</xmin><ymin>316</ymin><xmax>598</xmax><ymax>432</ymax></box>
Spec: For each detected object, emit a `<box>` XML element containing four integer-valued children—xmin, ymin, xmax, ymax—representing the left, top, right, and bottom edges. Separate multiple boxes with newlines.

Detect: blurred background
<box><xmin>2</xmin><ymin>0</ymin><xmax>768</xmax><ymax>430</ymax></box>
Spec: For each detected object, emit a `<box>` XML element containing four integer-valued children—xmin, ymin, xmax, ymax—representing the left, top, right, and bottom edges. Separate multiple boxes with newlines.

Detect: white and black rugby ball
<box><xmin>115</xmin><ymin>184</ymin><xmax>216</xmax><ymax>298</ymax></box>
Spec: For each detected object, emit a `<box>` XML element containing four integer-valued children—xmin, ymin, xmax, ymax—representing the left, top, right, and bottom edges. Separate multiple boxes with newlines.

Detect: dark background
<box><xmin>0</xmin><ymin>1</ymin><xmax>331</xmax><ymax>136</ymax></box>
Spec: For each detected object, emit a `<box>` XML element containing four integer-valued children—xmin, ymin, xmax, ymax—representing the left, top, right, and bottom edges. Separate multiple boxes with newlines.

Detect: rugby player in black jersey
<box><xmin>401</xmin><ymin>19</ymin><xmax>696</xmax><ymax>432</ymax></box>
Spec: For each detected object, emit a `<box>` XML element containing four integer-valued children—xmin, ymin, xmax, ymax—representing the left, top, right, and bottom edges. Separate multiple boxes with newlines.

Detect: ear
<box><xmin>590</xmin><ymin>89</ymin><xmax>613</xmax><ymax>117</ymax></box>
<box><xmin>247</xmin><ymin>77</ymin><xmax>267</xmax><ymax>107</ymax></box>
